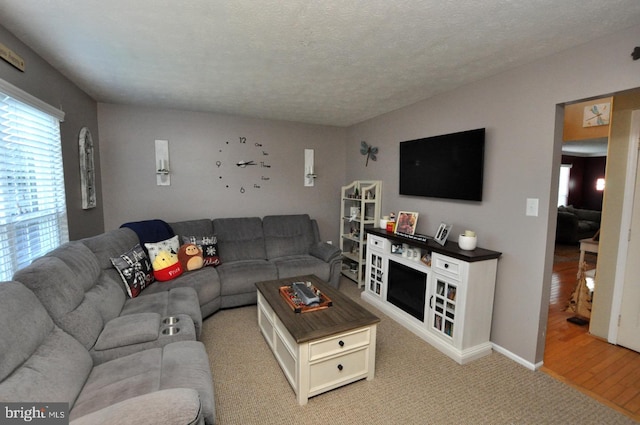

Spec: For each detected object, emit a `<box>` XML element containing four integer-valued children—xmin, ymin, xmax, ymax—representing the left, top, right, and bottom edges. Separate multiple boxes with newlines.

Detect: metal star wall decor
<box><xmin>360</xmin><ymin>141</ymin><xmax>378</xmax><ymax>167</ymax></box>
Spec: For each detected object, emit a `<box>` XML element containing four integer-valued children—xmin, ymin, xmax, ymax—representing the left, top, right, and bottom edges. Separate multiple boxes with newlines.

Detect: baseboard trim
<box><xmin>491</xmin><ymin>343</ymin><xmax>541</xmax><ymax>370</ymax></box>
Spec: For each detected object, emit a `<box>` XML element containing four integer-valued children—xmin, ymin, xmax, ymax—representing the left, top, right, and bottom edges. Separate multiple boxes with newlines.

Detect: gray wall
<box><xmin>0</xmin><ymin>25</ymin><xmax>104</xmax><ymax>240</ymax></box>
<box><xmin>345</xmin><ymin>24</ymin><xmax>640</xmax><ymax>366</ymax></box>
<box><xmin>97</xmin><ymin>103</ymin><xmax>346</xmax><ymax>241</ymax></box>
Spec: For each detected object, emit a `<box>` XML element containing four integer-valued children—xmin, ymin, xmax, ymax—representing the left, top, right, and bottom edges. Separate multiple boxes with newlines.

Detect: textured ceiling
<box><xmin>1</xmin><ymin>1</ymin><xmax>640</xmax><ymax>127</ymax></box>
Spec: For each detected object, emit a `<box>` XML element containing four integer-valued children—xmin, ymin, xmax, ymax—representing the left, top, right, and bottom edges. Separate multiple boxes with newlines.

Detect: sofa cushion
<box><xmin>213</xmin><ymin>217</ymin><xmax>266</xmax><ymax>262</ymax></box>
<box><xmin>575</xmin><ymin>208</ymin><xmax>602</xmax><ymax>223</ymax></box>
<box><xmin>14</xmin><ymin>255</ymin><xmax>106</xmax><ymax>349</ymax></box>
<box><xmin>0</xmin><ymin>281</ymin><xmax>92</xmax><ymax>407</ymax></box>
<box><xmin>89</xmin><ymin>313</ymin><xmax>196</xmax><ymax>365</ymax></box>
<box><xmin>69</xmin><ymin>388</ymin><xmax>204</xmax><ymax>425</ymax></box>
<box><xmin>44</xmin><ymin>241</ymin><xmax>102</xmax><ymax>291</ymax></box>
<box><xmin>121</xmin><ymin>287</ymin><xmax>203</xmax><ymax>338</ymax></box>
<box><xmin>110</xmin><ymin>244</ymin><xmax>155</xmax><ymax>297</ymax></box>
<box><xmin>44</xmin><ymin>241</ymin><xmax>127</xmax><ymax>323</ymax></box>
<box><xmin>81</xmin><ymin>228</ymin><xmax>142</xmax><ymax>295</ymax></box>
<box><xmin>263</xmin><ymin>214</ymin><xmax>316</xmax><ymax>259</ymax></box>
<box><xmin>216</xmin><ymin>260</ymin><xmax>277</xmax><ymax>297</ymax></box>
<box><xmin>0</xmin><ymin>281</ymin><xmax>55</xmax><ymax>382</ymax></box>
<box><xmin>271</xmin><ymin>255</ymin><xmax>333</xmax><ymax>283</ymax></box>
<box><xmin>70</xmin><ymin>341</ymin><xmax>215</xmax><ymax>425</ymax></box>
<box><xmin>139</xmin><ymin>267</ymin><xmax>222</xmax><ymax>318</ymax></box>
<box><xmin>169</xmin><ymin>219</ymin><xmax>214</xmax><ymax>239</ymax></box>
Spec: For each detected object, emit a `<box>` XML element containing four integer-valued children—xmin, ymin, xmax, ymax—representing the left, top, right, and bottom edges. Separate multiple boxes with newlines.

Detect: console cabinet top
<box><xmin>366</xmin><ymin>228</ymin><xmax>501</xmax><ymax>262</ymax></box>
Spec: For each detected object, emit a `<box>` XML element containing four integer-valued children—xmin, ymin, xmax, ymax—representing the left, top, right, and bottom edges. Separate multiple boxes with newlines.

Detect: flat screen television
<box><xmin>399</xmin><ymin>128</ymin><xmax>485</xmax><ymax>201</ymax></box>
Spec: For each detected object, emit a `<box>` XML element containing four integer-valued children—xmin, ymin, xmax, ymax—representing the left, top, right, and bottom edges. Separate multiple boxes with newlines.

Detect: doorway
<box><xmin>542</xmin><ymin>89</ymin><xmax>640</xmax><ymax>420</ymax></box>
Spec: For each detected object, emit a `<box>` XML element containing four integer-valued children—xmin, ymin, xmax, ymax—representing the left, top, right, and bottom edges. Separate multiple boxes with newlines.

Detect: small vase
<box><xmin>458</xmin><ymin>235</ymin><xmax>477</xmax><ymax>251</ymax></box>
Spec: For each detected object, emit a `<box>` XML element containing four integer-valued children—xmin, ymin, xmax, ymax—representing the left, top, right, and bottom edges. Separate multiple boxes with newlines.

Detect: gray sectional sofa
<box><xmin>0</xmin><ymin>214</ymin><xmax>340</xmax><ymax>425</ymax></box>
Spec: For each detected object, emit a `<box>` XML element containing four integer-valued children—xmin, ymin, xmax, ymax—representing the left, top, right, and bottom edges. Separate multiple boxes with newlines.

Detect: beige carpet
<box><xmin>201</xmin><ymin>279</ymin><xmax>636</xmax><ymax>424</ymax></box>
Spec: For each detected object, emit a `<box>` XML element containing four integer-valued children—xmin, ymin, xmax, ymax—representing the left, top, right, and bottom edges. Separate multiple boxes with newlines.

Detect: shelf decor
<box><xmin>279</xmin><ymin>284</ymin><xmax>332</xmax><ymax>313</ymax></box>
<box><xmin>395</xmin><ymin>211</ymin><xmax>418</xmax><ymax>235</ymax></box>
<box><xmin>434</xmin><ymin>222</ymin><xmax>452</xmax><ymax>246</ymax></box>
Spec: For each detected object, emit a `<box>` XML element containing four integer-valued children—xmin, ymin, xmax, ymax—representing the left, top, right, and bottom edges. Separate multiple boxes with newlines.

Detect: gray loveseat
<box><xmin>0</xmin><ymin>214</ymin><xmax>339</xmax><ymax>424</ymax></box>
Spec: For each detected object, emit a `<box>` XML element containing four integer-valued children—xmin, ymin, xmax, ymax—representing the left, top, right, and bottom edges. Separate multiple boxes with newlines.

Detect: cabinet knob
<box><xmin>338</xmin><ymin>340</ymin><xmax>345</xmax><ymax>347</ymax></box>
<box><xmin>444</xmin><ymin>263</ymin><xmax>449</xmax><ymax>269</ymax></box>
<box><xmin>337</xmin><ymin>364</ymin><xmax>344</xmax><ymax>371</ymax></box>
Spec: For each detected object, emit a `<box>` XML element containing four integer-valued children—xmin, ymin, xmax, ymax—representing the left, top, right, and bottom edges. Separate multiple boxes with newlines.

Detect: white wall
<box><xmin>97</xmin><ymin>104</ymin><xmax>347</xmax><ymax>241</ymax></box>
<box><xmin>345</xmin><ymin>24</ymin><xmax>640</xmax><ymax>366</ymax></box>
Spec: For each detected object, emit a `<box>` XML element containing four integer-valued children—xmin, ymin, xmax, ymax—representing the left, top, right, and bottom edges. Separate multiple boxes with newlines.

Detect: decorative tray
<box><xmin>279</xmin><ymin>282</ymin><xmax>332</xmax><ymax>313</ymax></box>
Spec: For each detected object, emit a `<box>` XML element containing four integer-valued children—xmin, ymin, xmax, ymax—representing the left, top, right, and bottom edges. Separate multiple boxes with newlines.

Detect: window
<box><xmin>0</xmin><ymin>80</ymin><xmax>68</xmax><ymax>281</ymax></box>
<box><xmin>558</xmin><ymin>164</ymin><xmax>572</xmax><ymax>207</ymax></box>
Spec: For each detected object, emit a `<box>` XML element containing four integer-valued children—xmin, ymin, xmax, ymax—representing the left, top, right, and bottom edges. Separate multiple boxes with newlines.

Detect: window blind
<box><xmin>0</xmin><ymin>88</ymin><xmax>68</xmax><ymax>281</ymax></box>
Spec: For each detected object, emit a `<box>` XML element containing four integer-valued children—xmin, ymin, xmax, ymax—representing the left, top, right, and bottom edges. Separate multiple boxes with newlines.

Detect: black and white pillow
<box><xmin>182</xmin><ymin>235</ymin><xmax>221</xmax><ymax>267</ymax></box>
<box><xmin>111</xmin><ymin>244</ymin><xmax>154</xmax><ymax>298</ymax></box>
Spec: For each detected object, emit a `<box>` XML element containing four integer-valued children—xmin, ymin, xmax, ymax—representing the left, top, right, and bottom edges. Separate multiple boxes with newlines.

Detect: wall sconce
<box><xmin>596</xmin><ymin>178</ymin><xmax>605</xmax><ymax>191</ymax></box>
<box><xmin>155</xmin><ymin>139</ymin><xmax>170</xmax><ymax>186</ymax></box>
<box><xmin>304</xmin><ymin>149</ymin><xmax>317</xmax><ymax>186</ymax></box>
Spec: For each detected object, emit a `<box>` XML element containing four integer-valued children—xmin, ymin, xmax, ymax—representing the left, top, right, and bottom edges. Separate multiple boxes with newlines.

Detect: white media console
<box><xmin>362</xmin><ymin>228</ymin><xmax>501</xmax><ymax>364</ymax></box>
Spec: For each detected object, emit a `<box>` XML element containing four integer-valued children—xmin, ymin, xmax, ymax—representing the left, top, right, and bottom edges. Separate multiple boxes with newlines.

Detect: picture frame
<box><xmin>434</xmin><ymin>222</ymin><xmax>452</xmax><ymax>246</ymax></box>
<box><xmin>395</xmin><ymin>211</ymin><xmax>419</xmax><ymax>235</ymax></box>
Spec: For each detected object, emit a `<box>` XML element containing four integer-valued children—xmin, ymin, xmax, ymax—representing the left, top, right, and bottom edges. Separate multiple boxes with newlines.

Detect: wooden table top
<box><xmin>255</xmin><ymin>275</ymin><xmax>380</xmax><ymax>344</ymax></box>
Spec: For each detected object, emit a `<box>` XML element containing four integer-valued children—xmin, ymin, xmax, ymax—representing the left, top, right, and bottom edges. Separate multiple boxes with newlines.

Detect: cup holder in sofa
<box><xmin>162</xmin><ymin>326</ymin><xmax>180</xmax><ymax>336</ymax></box>
<box><xmin>163</xmin><ymin>316</ymin><xmax>180</xmax><ymax>325</ymax></box>
<box><xmin>159</xmin><ymin>314</ymin><xmax>194</xmax><ymax>340</ymax></box>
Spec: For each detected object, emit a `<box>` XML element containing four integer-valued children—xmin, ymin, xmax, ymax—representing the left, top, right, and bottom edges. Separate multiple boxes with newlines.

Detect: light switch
<box><xmin>526</xmin><ymin>198</ymin><xmax>539</xmax><ymax>217</ymax></box>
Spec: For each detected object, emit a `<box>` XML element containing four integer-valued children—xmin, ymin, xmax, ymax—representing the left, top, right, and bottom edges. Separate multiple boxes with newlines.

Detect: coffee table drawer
<box><xmin>309</xmin><ymin>328</ymin><xmax>370</xmax><ymax>361</ymax></box>
<box><xmin>309</xmin><ymin>347</ymin><xmax>369</xmax><ymax>395</ymax></box>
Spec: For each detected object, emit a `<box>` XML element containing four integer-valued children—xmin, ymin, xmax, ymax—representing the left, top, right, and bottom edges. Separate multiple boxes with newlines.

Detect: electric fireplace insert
<box><xmin>386</xmin><ymin>259</ymin><xmax>427</xmax><ymax>322</ymax></box>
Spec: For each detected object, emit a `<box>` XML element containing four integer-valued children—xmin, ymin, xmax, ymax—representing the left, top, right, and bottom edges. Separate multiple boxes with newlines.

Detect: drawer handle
<box><xmin>444</xmin><ymin>263</ymin><xmax>449</xmax><ymax>269</ymax></box>
<box><xmin>338</xmin><ymin>340</ymin><xmax>345</xmax><ymax>347</ymax></box>
<box><xmin>337</xmin><ymin>364</ymin><xmax>343</xmax><ymax>371</ymax></box>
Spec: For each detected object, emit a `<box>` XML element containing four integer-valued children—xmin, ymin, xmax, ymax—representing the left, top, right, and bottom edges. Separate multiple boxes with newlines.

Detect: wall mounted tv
<box><xmin>399</xmin><ymin>128</ymin><xmax>485</xmax><ymax>201</ymax></box>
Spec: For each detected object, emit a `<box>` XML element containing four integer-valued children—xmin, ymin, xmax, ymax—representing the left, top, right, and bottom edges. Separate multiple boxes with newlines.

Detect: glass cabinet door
<box><xmin>367</xmin><ymin>252</ymin><xmax>385</xmax><ymax>297</ymax></box>
<box><xmin>431</xmin><ymin>276</ymin><xmax>458</xmax><ymax>339</ymax></box>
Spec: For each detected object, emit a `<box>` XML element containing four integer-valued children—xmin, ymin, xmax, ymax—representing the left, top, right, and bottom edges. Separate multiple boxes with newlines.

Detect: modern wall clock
<box><xmin>217</xmin><ymin>136</ymin><xmax>272</xmax><ymax>194</ymax></box>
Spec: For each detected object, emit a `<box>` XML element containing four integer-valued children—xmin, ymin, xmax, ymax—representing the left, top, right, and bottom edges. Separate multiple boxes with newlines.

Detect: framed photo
<box><xmin>395</xmin><ymin>211</ymin><xmax>419</xmax><ymax>235</ymax></box>
<box><xmin>434</xmin><ymin>222</ymin><xmax>452</xmax><ymax>246</ymax></box>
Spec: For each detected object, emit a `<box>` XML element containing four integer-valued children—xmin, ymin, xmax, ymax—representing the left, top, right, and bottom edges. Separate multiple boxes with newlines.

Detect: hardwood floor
<box><xmin>542</xmin><ymin>244</ymin><xmax>640</xmax><ymax>421</ymax></box>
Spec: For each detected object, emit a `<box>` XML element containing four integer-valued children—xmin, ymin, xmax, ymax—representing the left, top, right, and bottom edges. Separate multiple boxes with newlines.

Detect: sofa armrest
<box><xmin>94</xmin><ymin>312</ymin><xmax>161</xmax><ymax>351</ymax></box>
<box><xmin>71</xmin><ymin>388</ymin><xmax>203</xmax><ymax>425</ymax></box>
<box><xmin>309</xmin><ymin>242</ymin><xmax>341</xmax><ymax>262</ymax></box>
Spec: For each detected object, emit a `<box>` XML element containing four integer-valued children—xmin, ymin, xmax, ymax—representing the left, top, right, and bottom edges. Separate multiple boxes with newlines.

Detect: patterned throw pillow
<box><xmin>110</xmin><ymin>244</ymin><xmax>154</xmax><ymax>298</ymax></box>
<box><xmin>145</xmin><ymin>235</ymin><xmax>183</xmax><ymax>281</ymax></box>
<box><xmin>181</xmin><ymin>235</ymin><xmax>221</xmax><ymax>267</ymax></box>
